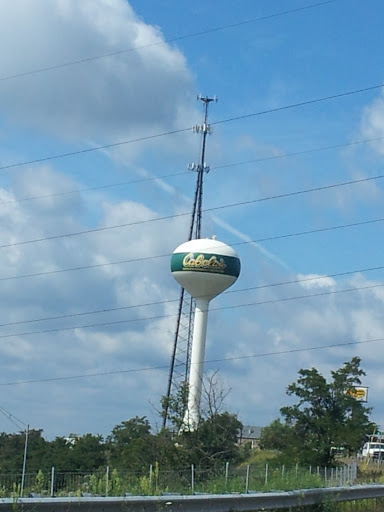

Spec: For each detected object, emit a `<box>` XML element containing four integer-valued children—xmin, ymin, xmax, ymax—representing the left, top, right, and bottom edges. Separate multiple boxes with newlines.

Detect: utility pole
<box><xmin>163</xmin><ymin>95</ymin><xmax>217</xmax><ymax>429</ymax></box>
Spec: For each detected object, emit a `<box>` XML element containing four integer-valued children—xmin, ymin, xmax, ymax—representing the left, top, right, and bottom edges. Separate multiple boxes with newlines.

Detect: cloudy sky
<box><xmin>0</xmin><ymin>0</ymin><xmax>384</xmax><ymax>440</ymax></box>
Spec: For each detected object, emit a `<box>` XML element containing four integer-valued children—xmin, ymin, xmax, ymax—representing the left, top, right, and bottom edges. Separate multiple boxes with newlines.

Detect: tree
<box><xmin>160</xmin><ymin>382</ymin><xmax>189</xmax><ymax>433</ymax></box>
<box><xmin>184</xmin><ymin>412</ymin><xmax>243</xmax><ymax>468</ymax></box>
<box><xmin>259</xmin><ymin>419</ymin><xmax>293</xmax><ymax>453</ymax></box>
<box><xmin>160</xmin><ymin>373</ymin><xmax>243</xmax><ymax>469</ymax></box>
<box><xmin>108</xmin><ymin>416</ymin><xmax>154</xmax><ymax>471</ymax></box>
<box><xmin>201</xmin><ymin>370</ymin><xmax>231</xmax><ymax>419</ymax></box>
<box><xmin>66</xmin><ymin>434</ymin><xmax>106</xmax><ymax>471</ymax></box>
<box><xmin>0</xmin><ymin>429</ymin><xmax>49</xmax><ymax>473</ymax></box>
<box><xmin>275</xmin><ymin>356</ymin><xmax>375</xmax><ymax>466</ymax></box>
<box><xmin>46</xmin><ymin>437</ymin><xmax>71</xmax><ymax>470</ymax></box>
<box><xmin>161</xmin><ymin>372</ymin><xmax>232</xmax><ymax>433</ymax></box>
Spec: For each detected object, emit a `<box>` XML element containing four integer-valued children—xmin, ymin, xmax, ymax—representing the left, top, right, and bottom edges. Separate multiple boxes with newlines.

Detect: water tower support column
<box><xmin>184</xmin><ymin>298</ymin><xmax>210</xmax><ymax>429</ymax></box>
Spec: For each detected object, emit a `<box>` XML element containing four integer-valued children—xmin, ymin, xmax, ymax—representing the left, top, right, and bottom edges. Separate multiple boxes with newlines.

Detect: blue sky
<box><xmin>0</xmin><ymin>0</ymin><xmax>384</xmax><ymax>440</ymax></box>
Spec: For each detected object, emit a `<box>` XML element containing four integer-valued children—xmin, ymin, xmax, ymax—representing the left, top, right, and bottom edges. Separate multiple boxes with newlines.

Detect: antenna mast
<box><xmin>163</xmin><ymin>95</ymin><xmax>217</xmax><ymax>428</ymax></box>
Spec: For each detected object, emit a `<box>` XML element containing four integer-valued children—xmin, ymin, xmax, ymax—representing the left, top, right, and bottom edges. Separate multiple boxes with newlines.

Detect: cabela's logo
<box><xmin>182</xmin><ymin>253</ymin><xmax>226</xmax><ymax>272</ymax></box>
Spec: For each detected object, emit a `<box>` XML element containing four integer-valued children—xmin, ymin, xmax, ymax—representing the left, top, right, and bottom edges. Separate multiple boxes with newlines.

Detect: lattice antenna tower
<box><xmin>163</xmin><ymin>95</ymin><xmax>217</xmax><ymax>428</ymax></box>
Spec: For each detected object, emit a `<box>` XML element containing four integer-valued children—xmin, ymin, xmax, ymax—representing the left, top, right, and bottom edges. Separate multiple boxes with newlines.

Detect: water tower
<box><xmin>171</xmin><ymin>237</ymin><xmax>241</xmax><ymax>429</ymax></box>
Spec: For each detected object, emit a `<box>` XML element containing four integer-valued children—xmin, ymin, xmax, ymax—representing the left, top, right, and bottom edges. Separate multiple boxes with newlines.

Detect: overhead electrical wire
<box><xmin>2</xmin><ymin>173</ymin><xmax>384</xmax><ymax>250</ymax></box>
<box><xmin>2</xmin><ymin>134</ymin><xmax>384</xmax><ymax>207</ymax></box>
<box><xmin>1</xmin><ymin>262</ymin><xmax>384</xmax><ymax>329</ymax></box>
<box><xmin>1</xmin><ymin>281</ymin><xmax>383</xmax><ymax>340</ymax></box>
<box><xmin>0</xmin><ymin>214</ymin><xmax>384</xmax><ymax>278</ymax></box>
<box><xmin>0</xmin><ymin>171</ymin><xmax>190</xmax><ymax>205</ymax></box>
<box><xmin>0</xmin><ymin>83</ymin><xmax>383</xmax><ymax>173</ymax></box>
<box><xmin>0</xmin><ymin>405</ymin><xmax>26</xmax><ymax>430</ymax></box>
<box><xmin>0</xmin><ymin>334</ymin><xmax>382</xmax><ymax>387</ymax></box>
<box><xmin>0</xmin><ymin>0</ymin><xmax>337</xmax><ymax>83</ymax></box>
<box><xmin>212</xmin><ymin>136</ymin><xmax>384</xmax><ymax>171</ymax></box>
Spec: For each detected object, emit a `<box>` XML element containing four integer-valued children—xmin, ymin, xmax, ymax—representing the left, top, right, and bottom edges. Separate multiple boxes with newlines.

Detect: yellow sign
<box><xmin>347</xmin><ymin>386</ymin><xmax>368</xmax><ymax>401</ymax></box>
<box><xmin>182</xmin><ymin>253</ymin><xmax>226</xmax><ymax>271</ymax></box>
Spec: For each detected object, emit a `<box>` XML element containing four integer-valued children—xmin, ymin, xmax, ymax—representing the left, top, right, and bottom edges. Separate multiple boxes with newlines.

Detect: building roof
<box><xmin>241</xmin><ymin>426</ymin><xmax>263</xmax><ymax>439</ymax></box>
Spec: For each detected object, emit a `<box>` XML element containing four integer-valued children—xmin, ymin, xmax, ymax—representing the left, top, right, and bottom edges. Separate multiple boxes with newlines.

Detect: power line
<box><xmin>1</xmin><ymin>334</ymin><xmax>382</xmax><ymax>387</ymax></box>
<box><xmin>2</xmin><ymin>262</ymin><xmax>384</xmax><ymax>328</ymax></box>
<box><xmin>231</xmin><ymin>264</ymin><xmax>384</xmax><ymax>292</ymax></box>
<box><xmin>251</xmin><ymin>216</ymin><xmax>384</xmax><ymax>244</ymax></box>
<box><xmin>2</xmin><ymin>172</ymin><xmax>384</xmax><ymax>250</ymax></box>
<box><xmin>0</xmin><ymin>127</ymin><xmax>190</xmax><ymax>172</ymax></box>
<box><xmin>1</xmin><ymin>281</ymin><xmax>383</xmax><ymax>340</ymax></box>
<box><xmin>212</xmin><ymin>84</ymin><xmax>384</xmax><ymax>127</ymax></box>
<box><xmin>0</xmin><ymin>406</ymin><xmax>26</xmax><ymax>430</ymax></box>
<box><xmin>0</xmin><ymin>1</ymin><xmax>337</xmax><ymax>83</ymax></box>
<box><xmin>0</xmin><ymin>171</ymin><xmax>189</xmax><ymax>206</ymax></box>
<box><xmin>0</xmin><ymin>213</ymin><xmax>383</xmax><ymax>277</ymax></box>
<box><xmin>0</xmin><ymin>252</ymin><xmax>171</xmax><ymax>280</ymax></box>
<box><xmin>207</xmin><ymin>173</ymin><xmax>384</xmax><ymax>212</ymax></box>
<box><xmin>212</xmin><ymin>136</ymin><xmax>384</xmax><ymax>171</ymax></box>
<box><xmin>0</xmin><ymin>82</ymin><xmax>382</xmax><ymax>173</ymax></box>
<box><xmin>211</xmin><ymin>282</ymin><xmax>384</xmax><ymax>313</ymax></box>
<box><xmin>2</xmin><ymin>134</ymin><xmax>384</xmax><ymax>208</ymax></box>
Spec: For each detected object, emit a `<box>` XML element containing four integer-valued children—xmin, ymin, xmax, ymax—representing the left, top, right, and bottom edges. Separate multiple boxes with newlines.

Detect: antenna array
<box><xmin>162</xmin><ymin>95</ymin><xmax>217</xmax><ymax>428</ymax></box>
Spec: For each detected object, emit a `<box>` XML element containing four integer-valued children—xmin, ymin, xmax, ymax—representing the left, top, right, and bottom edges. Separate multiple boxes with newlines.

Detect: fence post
<box><xmin>281</xmin><ymin>464</ymin><xmax>285</xmax><ymax>481</ymax></box>
<box><xmin>191</xmin><ymin>464</ymin><xmax>195</xmax><ymax>495</ymax></box>
<box><xmin>106</xmin><ymin>466</ymin><xmax>109</xmax><ymax>497</ymax></box>
<box><xmin>324</xmin><ymin>467</ymin><xmax>327</xmax><ymax>486</ymax></box>
<box><xmin>149</xmin><ymin>464</ymin><xmax>153</xmax><ymax>490</ymax></box>
<box><xmin>265</xmin><ymin>463</ymin><xmax>268</xmax><ymax>485</ymax></box>
<box><xmin>295</xmin><ymin>463</ymin><xmax>298</xmax><ymax>479</ymax></box>
<box><xmin>245</xmin><ymin>465</ymin><xmax>250</xmax><ymax>493</ymax></box>
<box><xmin>225</xmin><ymin>461</ymin><xmax>229</xmax><ymax>490</ymax></box>
<box><xmin>50</xmin><ymin>467</ymin><xmax>55</xmax><ymax>497</ymax></box>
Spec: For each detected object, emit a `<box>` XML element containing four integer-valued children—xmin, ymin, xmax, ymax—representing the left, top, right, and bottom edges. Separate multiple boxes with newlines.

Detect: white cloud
<box><xmin>361</xmin><ymin>91</ymin><xmax>384</xmax><ymax>155</ymax></box>
<box><xmin>296</xmin><ymin>273</ymin><xmax>336</xmax><ymax>289</ymax></box>
<box><xmin>0</xmin><ymin>0</ymin><xmax>196</xmax><ymax>149</ymax></box>
<box><xmin>0</xmin><ymin>164</ymin><xmax>183</xmax><ymax>435</ymax></box>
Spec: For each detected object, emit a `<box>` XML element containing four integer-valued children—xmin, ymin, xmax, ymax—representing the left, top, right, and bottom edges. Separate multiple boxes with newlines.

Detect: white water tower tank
<box><xmin>171</xmin><ymin>238</ymin><xmax>241</xmax><ymax>299</ymax></box>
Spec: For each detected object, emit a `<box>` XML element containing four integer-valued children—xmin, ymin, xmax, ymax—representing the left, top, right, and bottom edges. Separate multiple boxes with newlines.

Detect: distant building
<box><xmin>64</xmin><ymin>434</ymin><xmax>81</xmax><ymax>446</ymax></box>
<box><xmin>238</xmin><ymin>425</ymin><xmax>263</xmax><ymax>449</ymax></box>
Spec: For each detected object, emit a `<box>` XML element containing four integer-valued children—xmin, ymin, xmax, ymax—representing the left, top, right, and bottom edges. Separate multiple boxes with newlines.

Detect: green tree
<box><xmin>184</xmin><ymin>412</ymin><xmax>243</xmax><ymax>468</ymax></box>
<box><xmin>276</xmin><ymin>356</ymin><xmax>374</xmax><ymax>466</ymax></box>
<box><xmin>160</xmin><ymin>382</ymin><xmax>189</xmax><ymax>433</ymax></box>
<box><xmin>259</xmin><ymin>419</ymin><xmax>293</xmax><ymax>452</ymax></box>
<box><xmin>46</xmin><ymin>437</ymin><xmax>71</xmax><ymax>470</ymax></box>
<box><xmin>108</xmin><ymin>416</ymin><xmax>154</xmax><ymax>471</ymax></box>
<box><xmin>160</xmin><ymin>374</ymin><xmax>243</xmax><ymax>469</ymax></box>
<box><xmin>35</xmin><ymin>434</ymin><xmax>104</xmax><ymax>472</ymax></box>
<box><xmin>0</xmin><ymin>429</ymin><xmax>49</xmax><ymax>473</ymax></box>
<box><xmin>0</xmin><ymin>431</ymin><xmax>27</xmax><ymax>472</ymax></box>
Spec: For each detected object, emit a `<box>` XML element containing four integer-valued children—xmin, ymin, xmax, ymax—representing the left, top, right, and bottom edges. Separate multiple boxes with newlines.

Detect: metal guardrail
<box><xmin>1</xmin><ymin>485</ymin><xmax>384</xmax><ymax>512</ymax></box>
